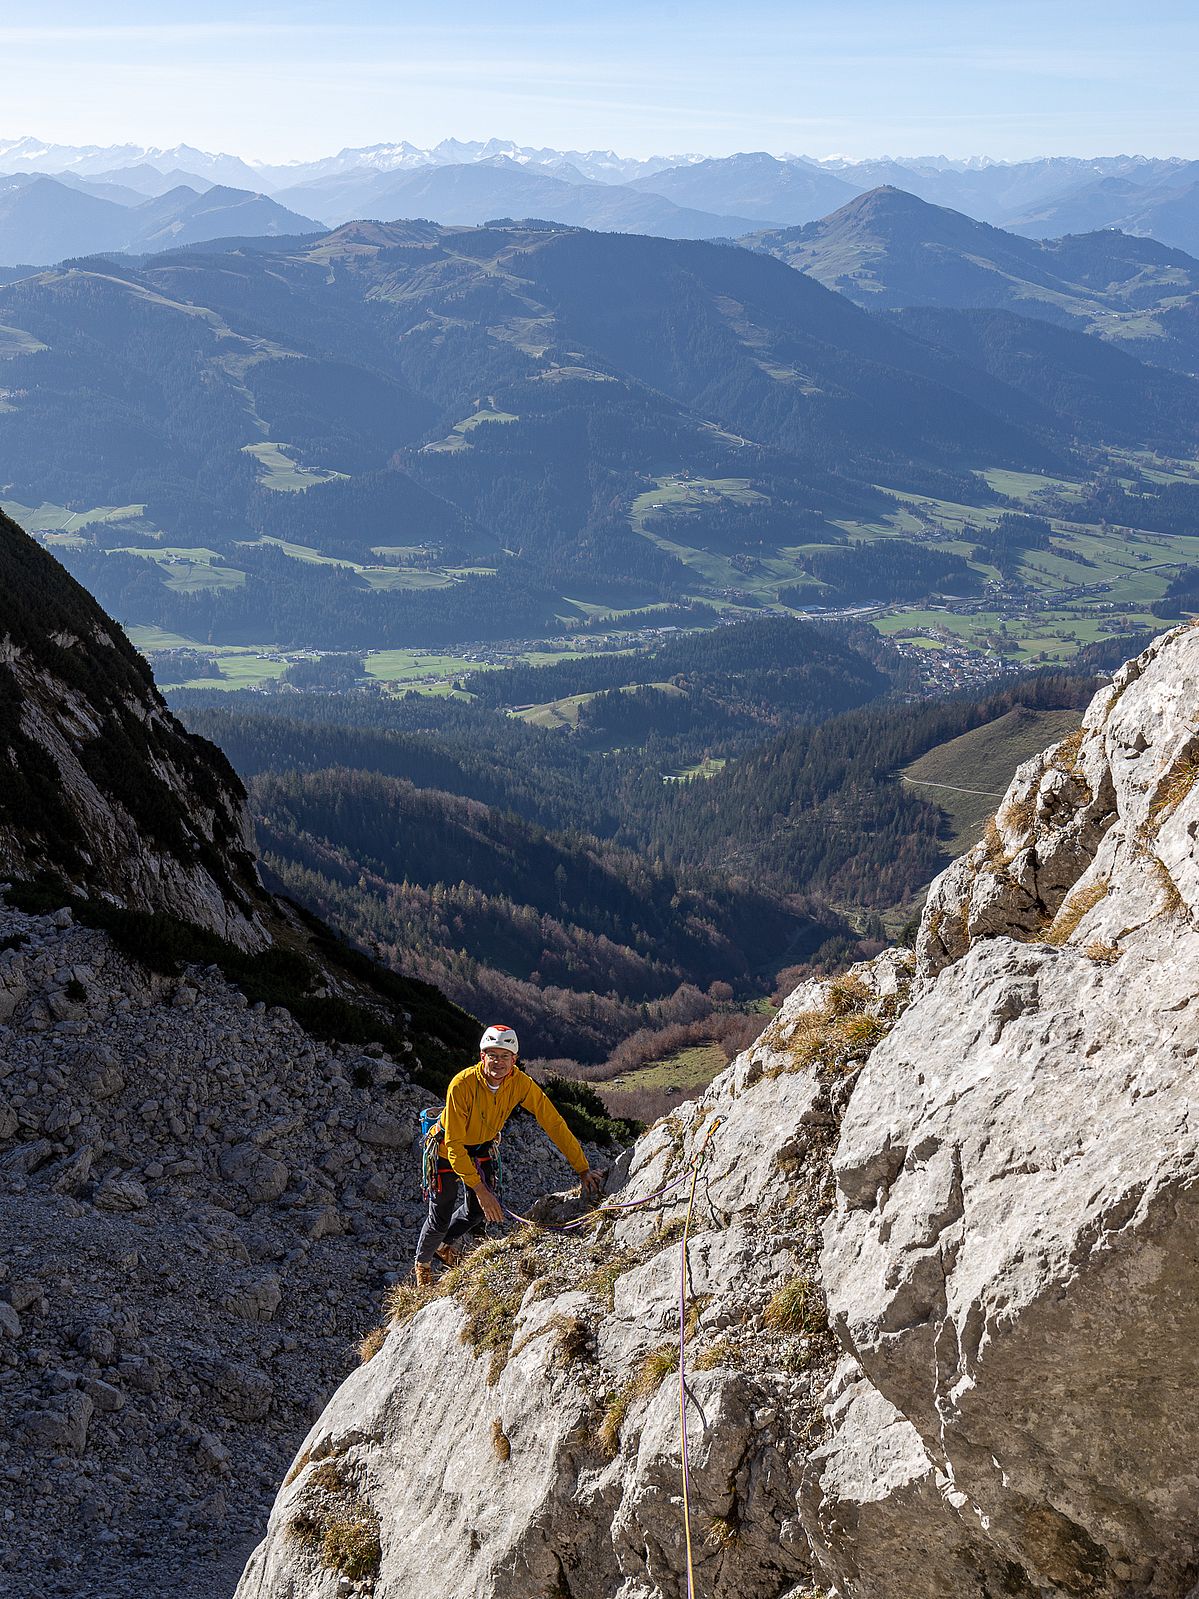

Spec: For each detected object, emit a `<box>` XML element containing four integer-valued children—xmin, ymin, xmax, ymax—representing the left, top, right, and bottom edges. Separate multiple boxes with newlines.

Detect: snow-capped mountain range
<box><xmin>1</xmin><ymin>137</ymin><xmax>1198</xmax><ymax>262</ymax></box>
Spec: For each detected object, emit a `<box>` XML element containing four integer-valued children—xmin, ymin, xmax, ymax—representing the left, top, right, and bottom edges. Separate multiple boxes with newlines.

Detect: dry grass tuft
<box><xmin>378</xmin><ymin>1227</ymin><xmax>549</xmax><ymax>1386</ymax></box>
<box><xmin>308</xmin><ymin>1460</ymin><xmax>349</xmax><ymax>1494</ymax></box>
<box><xmin>982</xmin><ymin>816</ymin><xmax>1006</xmax><ymax>868</ymax></box>
<box><xmin>581</xmin><ymin>1246</ymin><xmax>639</xmax><ymax>1306</ymax></box>
<box><xmin>283</xmin><ymin>1440</ymin><xmax>342</xmax><ymax>1488</ymax></box>
<box><xmin>598</xmin><ymin>1343</ymin><xmax>677</xmax><ymax>1457</ymax></box>
<box><xmin>763</xmin><ymin>1276</ymin><xmax>827</xmax><ymax>1337</ymax></box>
<box><xmin>705</xmin><ymin>1515</ymin><xmax>740</xmax><ymax>1550</ymax></box>
<box><xmin>448</xmin><ymin>1233</ymin><xmax>541</xmax><ymax>1384</ymax></box>
<box><xmin>358</xmin><ymin>1325</ymin><xmax>387</xmax><ymax>1365</ymax></box>
<box><xmin>1150</xmin><ymin>855</ymin><xmax>1186</xmax><ymax>917</ymax></box>
<box><xmin>491</xmin><ymin>1418</ymin><xmax>511</xmax><ymax>1462</ymax></box>
<box><xmin>1043</xmin><ymin>879</ymin><xmax>1109</xmax><ymax>946</ymax></box>
<box><xmin>775</xmin><ymin>1004</ymin><xmax>889</xmax><ymax>1079</ymax></box>
<box><xmin>508</xmin><ymin>1310</ymin><xmax>595</xmax><ymax>1368</ymax></box>
<box><xmin>321</xmin><ymin>1519</ymin><xmax>381</xmax><ymax>1580</ymax></box>
<box><xmin>1148</xmin><ymin>748</ymin><xmax>1199</xmax><ymax>831</ymax></box>
<box><xmin>824</xmin><ymin>973</ymin><xmax>871</xmax><ymax>1017</ymax></box>
<box><xmin>382</xmin><ymin>1279</ymin><xmax>438</xmax><ymax>1327</ymax></box>
<box><xmin>1051</xmin><ymin>728</ymin><xmax>1085</xmax><ymax>774</ymax></box>
<box><xmin>285</xmin><ymin>1512</ymin><xmax>322</xmax><ymax>1547</ymax></box>
<box><xmin>682</xmin><ymin>1296</ymin><xmax>709</xmax><ymax>1342</ymax></box>
<box><xmin>1084</xmin><ymin>941</ymin><xmax>1123</xmax><ymax>965</ymax></box>
<box><xmin>693</xmin><ymin>1334</ymin><xmax>735</xmax><ymax>1371</ymax></box>
<box><xmin>999</xmin><ymin>789</ymin><xmax>1037</xmax><ymax>837</ymax></box>
<box><xmin>553</xmin><ymin>1314</ymin><xmax>592</xmax><ymax>1368</ymax></box>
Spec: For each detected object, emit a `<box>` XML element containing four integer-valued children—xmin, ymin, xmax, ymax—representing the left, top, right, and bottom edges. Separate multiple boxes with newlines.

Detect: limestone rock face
<box><xmin>238</xmin><ymin>624</ymin><xmax>1199</xmax><ymax>1599</ymax></box>
<box><xmin>817</xmin><ymin>623</ymin><xmax>1199</xmax><ymax>1596</ymax></box>
<box><xmin>235</xmin><ymin>948</ymin><xmax>912</xmax><ymax>1599</ymax></box>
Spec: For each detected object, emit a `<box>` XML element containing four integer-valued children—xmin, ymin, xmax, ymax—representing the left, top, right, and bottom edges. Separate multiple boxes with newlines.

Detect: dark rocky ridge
<box><xmin>0</xmin><ymin>509</ymin><xmax>513</xmax><ymax>1595</ymax></box>
<box><xmin>0</xmin><ymin>508</ymin><xmax>266</xmax><ymax>949</ymax></box>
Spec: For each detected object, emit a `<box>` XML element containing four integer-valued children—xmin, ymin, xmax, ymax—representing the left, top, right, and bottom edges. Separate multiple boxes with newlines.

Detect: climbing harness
<box><xmin>420</xmin><ymin>1104</ymin><xmax>502</xmax><ymax>1197</ymax></box>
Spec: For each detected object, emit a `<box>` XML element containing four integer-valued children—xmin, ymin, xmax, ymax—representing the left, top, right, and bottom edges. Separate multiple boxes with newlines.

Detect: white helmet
<box><xmin>480</xmin><ymin>1023</ymin><xmax>519</xmax><ymax>1056</ymax></box>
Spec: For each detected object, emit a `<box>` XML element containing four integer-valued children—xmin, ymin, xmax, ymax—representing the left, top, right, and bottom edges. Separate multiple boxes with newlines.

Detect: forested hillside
<box><xmin>644</xmin><ymin>674</ymin><xmax>1095</xmax><ymax>904</ymax></box>
<box><xmin>173</xmin><ymin>630</ymin><xmax>1104</xmax><ymax>1063</ymax></box>
<box><xmin>4</xmin><ymin>219</ymin><xmax>1197</xmax><ymax>651</ymax></box>
<box><xmin>252</xmin><ymin>767</ymin><xmax>838</xmax><ymax>1062</ymax></box>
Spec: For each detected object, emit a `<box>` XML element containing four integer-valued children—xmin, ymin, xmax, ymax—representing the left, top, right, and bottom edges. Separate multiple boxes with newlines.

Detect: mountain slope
<box><xmin>3</xmin><ymin>221</ymin><xmax>1197</xmax><ymax>645</ymax></box>
<box><xmin>274</xmin><ymin>157</ymin><xmax>767</xmax><ymax>238</ymax></box>
<box><xmin>0</xmin><ymin>175</ymin><xmax>322</xmax><ymax>265</ymax></box>
<box><xmin>0</xmin><ymin>514</ymin><xmax>553</xmax><ymax>1599</ymax></box>
<box><xmin>894</xmin><ymin>304</ymin><xmax>1199</xmax><ymax>449</ymax></box>
<box><xmin>132</xmin><ymin>183</ymin><xmax>321</xmax><ymax>249</ymax></box>
<box><xmin>752</xmin><ymin>186</ymin><xmax>1199</xmax><ymax>374</ymax></box>
<box><xmin>628</xmin><ymin>152</ymin><xmax>859</xmax><ymax>224</ymax></box>
<box><xmin>0</xmin><ymin>174</ymin><xmax>130</xmax><ymax>264</ymax></box>
<box><xmin>0</xmin><ymin>505</ymin><xmax>478</xmax><ymax>1063</ymax></box>
<box><xmin>1009</xmin><ymin>162</ymin><xmax>1199</xmax><ymax>252</ymax></box>
<box><xmin>236</xmin><ymin>623</ymin><xmax>1199</xmax><ymax>1599</ymax></box>
<box><xmin>750</xmin><ymin>186</ymin><xmax>1092</xmax><ymax>308</ymax></box>
<box><xmin>0</xmin><ymin>506</ymin><xmax>266</xmax><ymax>946</ymax></box>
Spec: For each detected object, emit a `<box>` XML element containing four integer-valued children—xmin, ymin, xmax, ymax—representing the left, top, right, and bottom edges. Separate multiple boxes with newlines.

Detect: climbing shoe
<box><xmin>414</xmin><ymin>1262</ymin><xmax>435</xmax><ymax>1287</ymax></box>
<box><xmin>435</xmin><ymin>1244</ymin><xmax>462</xmax><ymax>1268</ymax></box>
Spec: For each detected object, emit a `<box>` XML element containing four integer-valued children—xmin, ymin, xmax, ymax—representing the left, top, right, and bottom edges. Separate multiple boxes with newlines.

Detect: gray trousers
<box><xmin>414</xmin><ymin>1145</ymin><xmax>496</xmax><ymax>1265</ymax></box>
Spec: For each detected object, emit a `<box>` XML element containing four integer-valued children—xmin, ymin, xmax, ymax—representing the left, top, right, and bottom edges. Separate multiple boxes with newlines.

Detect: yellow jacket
<box><xmin>439</xmin><ymin>1062</ymin><xmax>588</xmax><ymax>1189</ymax></box>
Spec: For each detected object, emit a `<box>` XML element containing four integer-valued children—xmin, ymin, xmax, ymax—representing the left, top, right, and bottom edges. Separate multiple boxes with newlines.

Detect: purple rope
<box><xmin>679</xmin><ymin>1162</ymin><xmax>699</xmax><ymax>1599</ymax></box>
<box><xmin>501</xmin><ymin>1160</ymin><xmax>697</xmax><ymax>1232</ymax></box>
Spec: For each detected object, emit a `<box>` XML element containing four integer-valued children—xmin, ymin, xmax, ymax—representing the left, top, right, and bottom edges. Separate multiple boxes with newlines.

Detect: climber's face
<box><xmin>481</xmin><ymin>1047</ymin><xmax>516</xmax><ymax>1086</ymax></box>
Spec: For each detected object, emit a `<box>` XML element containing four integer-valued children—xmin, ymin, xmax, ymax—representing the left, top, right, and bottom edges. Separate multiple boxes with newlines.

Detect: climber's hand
<box><xmin>478</xmin><ymin>1184</ymin><xmax>505</xmax><ymax>1225</ymax></box>
<box><xmin>580</xmin><ymin>1166</ymin><xmax>606</xmax><ymax>1201</ymax></box>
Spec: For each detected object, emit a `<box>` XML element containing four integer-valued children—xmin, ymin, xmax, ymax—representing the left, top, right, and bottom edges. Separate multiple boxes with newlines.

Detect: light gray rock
<box><xmin>813</xmin><ymin>625</ymin><xmax>1199</xmax><ymax>1597</ymax></box>
<box><xmin>6</xmin><ymin>1277</ymin><xmax>44</xmax><ymax>1313</ymax></box>
<box><xmin>219</xmin><ymin>1144</ymin><xmax>290</xmax><ymax>1204</ymax></box>
<box><xmin>354</xmin><ymin>1111</ymin><xmax>409</xmax><ymax>1148</ymax></box>
<box><xmin>223</xmin><ymin>1274</ymin><xmax>283</xmax><ymax>1324</ymax></box>
<box><xmin>81</xmin><ymin>1377</ymin><xmax>125</xmax><ymax>1413</ymax></box>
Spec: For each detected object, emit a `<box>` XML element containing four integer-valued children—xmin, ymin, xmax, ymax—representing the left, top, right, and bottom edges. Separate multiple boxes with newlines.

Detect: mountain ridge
<box><xmin>752</xmin><ymin>185</ymin><xmax>1199</xmax><ymax>375</ymax></box>
<box><xmin>5</xmin><ymin>136</ymin><xmax>1199</xmax><ymax>245</ymax></box>
<box><xmin>0</xmin><ymin>173</ymin><xmax>322</xmax><ymax>265</ymax></box>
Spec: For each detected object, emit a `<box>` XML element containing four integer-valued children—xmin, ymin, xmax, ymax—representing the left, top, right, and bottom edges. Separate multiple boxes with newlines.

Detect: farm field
<box><xmin>663</xmin><ymin>756</ymin><xmax>728</xmax><ymax>782</ymax></box>
<box><xmin>2</xmin><ymin>498</ymin><xmax>156</xmax><ymax>540</ymax></box>
<box><xmin>422</xmin><ymin>404</ymin><xmax>520</xmax><ymax>453</ymax></box>
<box><xmin>241</xmin><ymin>441</ymin><xmax>347</xmax><ymax>491</ymax></box>
<box><xmin>514</xmin><ymin>678</ymin><xmax>684</xmax><ymax>731</ymax></box>
<box><xmin>137</xmin><ymin>638</ymin><xmax>597</xmax><ymax>695</ymax></box>
<box><xmin>114</xmin><ymin>546</ymin><xmax>245</xmax><ymax>592</ymax></box>
<box><xmin>605</xmin><ymin>1044</ymin><xmax>728</xmax><ymax>1092</ymax></box>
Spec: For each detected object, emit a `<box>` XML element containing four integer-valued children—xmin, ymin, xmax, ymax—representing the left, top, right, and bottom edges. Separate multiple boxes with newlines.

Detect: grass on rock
<box><xmin>599</xmin><ymin>1342</ymin><xmax>677</xmax><ymax>1457</ymax></box>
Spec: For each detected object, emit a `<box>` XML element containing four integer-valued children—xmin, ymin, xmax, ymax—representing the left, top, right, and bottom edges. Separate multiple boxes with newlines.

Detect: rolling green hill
<box><xmin>751</xmin><ymin>187</ymin><xmax>1199</xmax><ymax>376</ymax></box>
<box><xmin>3</xmin><ymin>220</ymin><xmax>1197</xmax><ymax>658</ymax></box>
<box><xmin>900</xmin><ymin>705</ymin><xmax>1083</xmax><ymax>851</ymax></box>
<box><xmin>0</xmin><ymin>226</ymin><xmax>1184</xmax><ymax>627</ymax></box>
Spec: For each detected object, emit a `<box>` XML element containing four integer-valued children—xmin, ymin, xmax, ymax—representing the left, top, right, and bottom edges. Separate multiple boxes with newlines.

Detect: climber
<box><xmin>413</xmin><ymin>1024</ymin><xmax>605</xmax><ymax>1285</ymax></box>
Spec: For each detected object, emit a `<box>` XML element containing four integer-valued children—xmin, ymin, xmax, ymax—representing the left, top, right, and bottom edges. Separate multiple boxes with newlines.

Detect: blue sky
<box><xmin>2</xmin><ymin>0</ymin><xmax>1195</xmax><ymax>164</ymax></box>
